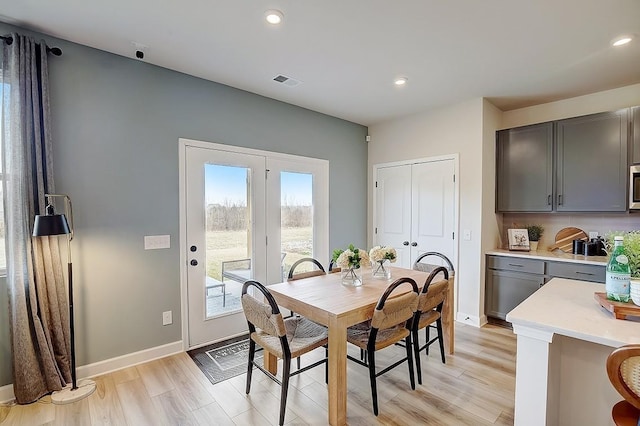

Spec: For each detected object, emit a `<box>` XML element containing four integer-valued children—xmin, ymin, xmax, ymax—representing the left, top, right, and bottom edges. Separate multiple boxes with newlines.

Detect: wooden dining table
<box><xmin>265</xmin><ymin>266</ymin><xmax>454</xmax><ymax>426</ymax></box>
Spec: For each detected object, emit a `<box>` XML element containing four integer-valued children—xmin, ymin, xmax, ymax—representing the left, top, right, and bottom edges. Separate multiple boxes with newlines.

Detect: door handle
<box><xmin>190</xmin><ymin>245</ymin><xmax>197</xmax><ymax>252</ymax></box>
<box><xmin>190</xmin><ymin>259</ymin><xmax>198</xmax><ymax>266</ymax></box>
<box><xmin>403</xmin><ymin>241</ymin><xmax>410</xmax><ymax>246</ymax></box>
<box><xmin>411</xmin><ymin>242</ymin><xmax>418</xmax><ymax>247</ymax></box>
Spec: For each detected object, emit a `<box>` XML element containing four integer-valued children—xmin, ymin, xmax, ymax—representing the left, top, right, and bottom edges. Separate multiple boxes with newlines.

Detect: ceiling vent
<box><xmin>273</xmin><ymin>74</ymin><xmax>302</xmax><ymax>87</ymax></box>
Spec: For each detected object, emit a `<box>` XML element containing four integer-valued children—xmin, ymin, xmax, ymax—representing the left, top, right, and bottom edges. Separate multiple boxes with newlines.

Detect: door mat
<box><xmin>188</xmin><ymin>336</ymin><xmax>262</xmax><ymax>386</ymax></box>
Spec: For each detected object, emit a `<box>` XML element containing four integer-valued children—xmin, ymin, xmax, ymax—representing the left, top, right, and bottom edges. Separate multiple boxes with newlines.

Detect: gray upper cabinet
<box><xmin>496</xmin><ymin>123</ymin><xmax>553</xmax><ymax>212</ymax></box>
<box><xmin>496</xmin><ymin>109</ymin><xmax>629</xmax><ymax>213</ymax></box>
<box><xmin>555</xmin><ymin>110</ymin><xmax>628</xmax><ymax>212</ymax></box>
<box><xmin>633</xmin><ymin>106</ymin><xmax>640</xmax><ymax>165</ymax></box>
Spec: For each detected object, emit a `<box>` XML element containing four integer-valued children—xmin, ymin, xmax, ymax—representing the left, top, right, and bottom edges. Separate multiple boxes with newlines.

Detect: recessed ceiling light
<box><xmin>612</xmin><ymin>35</ymin><xmax>633</xmax><ymax>47</ymax></box>
<box><xmin>265</xmin><ymin>10</ymin><xmax>283</xmax><ymax>25</ymax></box>
<box><xmin>394</xmin><ymin>77</ymin><xmax>408</xmax><ymax>86</ymax></box>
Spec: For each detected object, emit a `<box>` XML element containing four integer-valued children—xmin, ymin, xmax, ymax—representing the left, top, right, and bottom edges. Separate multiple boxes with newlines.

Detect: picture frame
<box><xmin>508</xmin><ymin>228</ymin><xmax>530</xmax><ymax>251</ymax></box>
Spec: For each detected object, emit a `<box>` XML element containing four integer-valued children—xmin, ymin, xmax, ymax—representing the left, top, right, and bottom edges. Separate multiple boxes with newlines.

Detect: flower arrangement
<box><xmin>332</xmin><ymin>244</ymin><xmax>370</xmax><ymax>269</ymax></box>
<box><xmin>369</xmin><ymin>246</ymin><xmax>397</xmax><ymax>263</ymax></box>
<box><xmin>369</xmin><ymin>246</ymin><xmax>396</xmax><ymax>279</ymax></box>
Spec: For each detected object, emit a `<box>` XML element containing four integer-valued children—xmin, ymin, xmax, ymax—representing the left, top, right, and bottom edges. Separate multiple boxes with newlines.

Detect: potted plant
<box><xmin>606</xmin><ymin>231</ymin><xmax>640</xmax><ymax>305</ymax></box>
<box><xmin>526</xmin><ymin>225</ymin><xmax>544</xmax><ymax>251</ymax></box>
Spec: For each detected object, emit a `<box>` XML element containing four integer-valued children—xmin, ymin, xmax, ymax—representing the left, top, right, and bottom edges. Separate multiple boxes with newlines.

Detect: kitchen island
<box><xmin>506</xmin><ymin>278</ymin><xmax>640</xmax><ymax>426</ymax></box>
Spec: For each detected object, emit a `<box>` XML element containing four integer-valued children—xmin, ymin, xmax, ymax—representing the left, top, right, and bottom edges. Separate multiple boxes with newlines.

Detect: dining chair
<box><xmin>287</xmin><ymin>257</ymin><xmax>327</xmax><ymax>368</ymax></box>
<box><xmin>287</xmin><ymin>257</ymin><xmax>326</xmax><ymax>280</ymax></box>
<box><xmin>346</xmin><ymin>277</ymin><xmax>419</xmax><ymax>416</ymax></box>
<box><xmin>412</xmin><ymin>266</ymin><xmax>449</xmax><ymax>385</ymax></box>
<box><xmin>241</xmin><ymin>280</ymin><xmax>328</xmax><ymax>426</ymax></box>
<box><xmin>606</xmin><ymin>344</ymin><xmax>640</xmax><ymax>426</ymax></box>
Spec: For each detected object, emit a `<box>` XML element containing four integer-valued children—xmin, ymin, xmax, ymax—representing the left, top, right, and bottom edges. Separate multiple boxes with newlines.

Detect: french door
<box><xmin>374</xmin><ymin>158</ymin><xmax>457</xmax><ymax>269</ymax></box>
<box><xmin>180</xmin><ymin>140</ymin><xmax>328</xmax><ymax>348</ymax></box>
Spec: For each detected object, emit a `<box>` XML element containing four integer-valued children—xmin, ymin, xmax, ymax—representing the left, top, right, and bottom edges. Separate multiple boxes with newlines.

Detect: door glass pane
<box><xmin>205</xmin><ymin>164</ymin><xmax>252</xmax><ymax>318</ymax></box>
<box><xmin>280</xmin><ymin>171</ymin><xmax>314</xmax><ymax>279</ymax></box>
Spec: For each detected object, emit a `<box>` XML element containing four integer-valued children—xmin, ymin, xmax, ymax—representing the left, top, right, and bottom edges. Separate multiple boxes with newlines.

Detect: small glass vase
<box><xmin>372</xmin><ymin>259</ymin><xmax>391</xmax><ymax>279</ymax></box>
<box><xmin>341</xmin><ymin>266</ymin><xmax>362</xmax><ymax>286</ymax></box>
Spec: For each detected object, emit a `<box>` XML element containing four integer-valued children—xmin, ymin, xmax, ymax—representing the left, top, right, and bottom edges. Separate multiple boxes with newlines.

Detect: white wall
<box><xmin>368</xmin><ymin>98</ymin><xmax>485</xmax><ymax>325</ymax></box>
<box><xmin>501</xmin><ymin>83</ymin><xmax>640</xmax><ymax>128</ymax></box>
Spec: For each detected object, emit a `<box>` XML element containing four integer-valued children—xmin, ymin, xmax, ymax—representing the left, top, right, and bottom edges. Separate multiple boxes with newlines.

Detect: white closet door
<box><xmin>411</xmin><ymin>159</ymin><xmax>456</xmax><ymax>265</ymax></box>
<box><xmin>375</xmin><ymin>165</ymin><xmax>412</xmax><ymax>268</ymax></box>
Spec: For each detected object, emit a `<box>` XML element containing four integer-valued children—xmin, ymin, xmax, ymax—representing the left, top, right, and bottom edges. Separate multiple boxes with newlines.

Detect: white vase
<box><xmin>341</xmin><ymin>266</ymin><xmax>362</xmax><ymax>286</ymax></box>
<box><xmin>530</xmin><ymin>241</ymin><xmax>539</xmax><ymax>251</ymax></box>
<box><xmin>372</xmin><ymin>260</ymin><xmax>391</xmax><ymax>279</ymax></box>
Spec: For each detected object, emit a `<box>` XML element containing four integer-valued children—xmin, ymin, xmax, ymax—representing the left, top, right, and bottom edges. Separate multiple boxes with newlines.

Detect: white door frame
<box><xmin>179</xmin><ymin>138</ymin><xmax>329</xmax><ymax>350</ymax></box>
<box><xmin>372</xmin><ymin>154</ymin><xmax>460</xmax><ymax>316</ymax></box>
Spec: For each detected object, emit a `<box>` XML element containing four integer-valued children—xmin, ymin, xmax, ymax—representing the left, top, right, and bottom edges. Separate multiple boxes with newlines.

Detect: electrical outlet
<box><xmin>463</xmin><ymin>229</ymin><xmax>471</xmax><ymax>241</ymax></box>
<box><xmin>162</xmin><ymin>310</ymin><xmax>172</xmax><ymax>326</ymax></box>
<box><xmin>589</xmin><ymin>231</ymin><xmax>599</xmax><ymax>239</ymax></box>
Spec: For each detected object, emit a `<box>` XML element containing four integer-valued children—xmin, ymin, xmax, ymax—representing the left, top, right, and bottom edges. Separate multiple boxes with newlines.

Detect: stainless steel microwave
<box><xmin>631</xmin><ymin>165</ymin><xmax>640</xmax><ymax>209</ymax></box>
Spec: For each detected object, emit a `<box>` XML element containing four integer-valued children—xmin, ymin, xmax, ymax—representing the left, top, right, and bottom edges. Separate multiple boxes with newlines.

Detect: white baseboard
<box><xmin>0</xmin><ymin>340</ymin><xmax>183</xmax><ymax>404</ymax></box>
<box><xmin>456</xmin><ymin>312</ymin><xmax>482</xmax><ymax>327</ymax></box>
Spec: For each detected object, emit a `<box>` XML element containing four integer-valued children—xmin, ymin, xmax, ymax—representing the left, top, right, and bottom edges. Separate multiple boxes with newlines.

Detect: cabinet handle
<box><xmin>575</xmin><ymin>271</ymin><xmax>594</xmax><ymax>276</ymax></box>
<box><xmin>547</xmin><ymin>195</ymin><xmax>551</xmax><ymax>205</ymax></box>
<box><xmin>508</xmin><ymin>263</ymin><xmax>524</xmax><ymax>267</ymax></box>
<box><xmin>558</xmin><ymin>194</ymin><xmax>563</xmax><ymax>205</ymax></box>
<box><xmin>403</xmin><ymin>241</ymin><xmax>410</xmax><ymax>246</ymax></box>
<box><xmin>411</xmin><ymin>242</ymin><xmax>418</xmax><ymax>247</ymax></box>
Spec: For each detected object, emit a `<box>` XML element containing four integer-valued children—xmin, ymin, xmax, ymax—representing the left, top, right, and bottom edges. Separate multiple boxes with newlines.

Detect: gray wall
<box><xmin>0</xmin><ymin>22</ymin><xmax>368</xmax><ymax>387</ymax></box>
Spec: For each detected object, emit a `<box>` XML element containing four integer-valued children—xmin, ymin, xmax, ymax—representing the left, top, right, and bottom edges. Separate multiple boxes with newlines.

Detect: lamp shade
<box><xmin>33</xmin><ymin>213</ymin><xmax>71</xmax><ymax>237</ymax></box>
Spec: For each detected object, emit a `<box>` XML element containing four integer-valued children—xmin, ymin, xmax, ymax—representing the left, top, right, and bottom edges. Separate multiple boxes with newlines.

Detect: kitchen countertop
<box><xmin>486</xmin><ymin>248</ymin><xmax>608</xmax><ymax>266</ymax></box>
<box><xmin>507</xmin><ymin>278</ymin><xmax>639</xmax><ymax>346</ymax></box>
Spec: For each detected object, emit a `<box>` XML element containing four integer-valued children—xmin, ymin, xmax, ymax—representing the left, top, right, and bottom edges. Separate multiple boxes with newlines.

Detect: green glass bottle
<box><xmin>606</xmin><ymin>236</ymin><xmax>630</xmax><ymax>302</ymax></box>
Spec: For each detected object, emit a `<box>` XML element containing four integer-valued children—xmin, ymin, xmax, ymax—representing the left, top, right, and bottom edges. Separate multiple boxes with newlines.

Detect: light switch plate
<box><xmin>162</xmin><ymin>311</ymin><xmax>172</xmax><ymax>326</ymax></box>
<box><xmin>463</xmin><ymin>229</ymin><xmax>471</xmax><ymax>241</ymax></box>
<box><xmin>588</xmin><ymin>231</ymin><xmax>599</xmax><ymax>239</ymax></box>
<box><xmin>145</xmin><ymin>235</ymin><xmax>170</xmax><ymax>250</ymax></box>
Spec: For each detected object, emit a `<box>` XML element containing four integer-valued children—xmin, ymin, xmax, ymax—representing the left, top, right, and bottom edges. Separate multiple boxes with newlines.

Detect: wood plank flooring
<box><xmin>0</xmin><ymin>323</ymin><xmax>516</xmax><ymax>425</ymax></box>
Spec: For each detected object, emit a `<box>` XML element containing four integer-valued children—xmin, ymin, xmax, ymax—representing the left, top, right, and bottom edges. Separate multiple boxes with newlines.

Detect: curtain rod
<box><xmin>0</xmin><ymin>35</ymin><xmax>63</xmax><ymax>56</ymax></box>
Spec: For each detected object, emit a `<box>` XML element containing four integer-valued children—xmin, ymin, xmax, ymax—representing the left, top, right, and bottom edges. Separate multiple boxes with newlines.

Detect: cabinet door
<box><xmin>556</xmin><ymin>110</ymin><xmax>628</xmax><ymax>212</ymax></box>
<box><xmin>633</xmin><ymin>107</ymin><xmax>640</xmax><ymax>165</ymax></box>
<box><xmin>496</xmin><ymin>123</ymin><xmax>553</xmax><ymax>212</ymax></box>
<box><xmin>486</xmin><ymin>269</ymin><xmax>544</xmax><ymax>320</ymax></box>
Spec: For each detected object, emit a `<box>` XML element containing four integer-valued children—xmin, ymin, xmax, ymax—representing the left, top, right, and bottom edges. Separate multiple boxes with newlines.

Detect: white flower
<box><xmin>335</xmin><ymin>246</ymin><xmax>369</xmax><ymax>268</ymax></box>
<box><xmin>369</xmin><ymin>246</ymin><xmax>397</xmax><ymax>263</ymax></box>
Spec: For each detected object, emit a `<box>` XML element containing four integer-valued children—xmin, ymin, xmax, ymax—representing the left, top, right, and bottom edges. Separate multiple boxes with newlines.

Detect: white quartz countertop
<box><xmin>506</xmin><ymin>278</ymin><xmax>640</xmax><ymax>347</ymax></box>
<box><xmin>486</xmin><ymin>248</ymin><xmax>608</xmax><ymax>266</ymax></box>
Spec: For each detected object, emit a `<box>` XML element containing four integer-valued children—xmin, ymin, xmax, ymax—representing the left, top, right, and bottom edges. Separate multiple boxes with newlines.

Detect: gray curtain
<box><xmin>1</xmin><ymin>33</ymin><xmax>71</xmax><ymax>404</ymax></box>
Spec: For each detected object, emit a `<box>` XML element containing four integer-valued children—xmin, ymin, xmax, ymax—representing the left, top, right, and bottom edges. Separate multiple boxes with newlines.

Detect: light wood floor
<box><xmin>0</xmin><ymin>323</ymin><xmax>516</xmax><ymax>425</ymax></box>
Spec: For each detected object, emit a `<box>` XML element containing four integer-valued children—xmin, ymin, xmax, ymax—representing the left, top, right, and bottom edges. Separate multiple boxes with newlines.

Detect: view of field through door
<box><xmin>181</xmin><ymin>140</ymin><xmax>328</xmax><ymax>348</ymax></box>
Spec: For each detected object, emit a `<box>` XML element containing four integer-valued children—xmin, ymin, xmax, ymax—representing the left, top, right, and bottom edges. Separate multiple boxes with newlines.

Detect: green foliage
<box><xmin>606</xmin><ymin>231</ymin><xmax>640</xmax><ymax>278</ymax></box>
<box><xmin>526</xmin><ymin>224</ymin><xmax>544</xmax><ymax>241</ymax></box>
<box><xmin>332</xmin><ymin>248</ymin><xmax>344</xmax><ymax>262</ymax></box>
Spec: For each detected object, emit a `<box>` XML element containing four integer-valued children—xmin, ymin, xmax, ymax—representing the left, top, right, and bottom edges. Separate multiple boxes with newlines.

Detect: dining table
<box><xmin>265</xmin><ymin>265</ymin><xmax>454</xmax><ymax>426</ymax></box>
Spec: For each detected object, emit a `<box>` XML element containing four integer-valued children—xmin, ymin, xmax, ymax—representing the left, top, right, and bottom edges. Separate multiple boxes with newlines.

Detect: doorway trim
<box><xmin>371</xmin><ymin>153</ymin><xmax>460</xmax><ymax>318</ymax></box>
<box><xmin>179</xmin><ymin>138</ymin><xmax>329</xmax><ymax>350</ymax></box>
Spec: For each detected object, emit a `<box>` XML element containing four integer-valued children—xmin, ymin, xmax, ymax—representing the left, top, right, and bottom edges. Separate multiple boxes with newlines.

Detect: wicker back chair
<box><xmin>345</xmin><ymin>277</ymin><xmax>419</xmax><ymax>416</ymax></box>
<box><xmin>241</xmin><ymin>280</ymin><xmax>328</xmax><ymax>426</ymax></box>
<box><xmin>606</xmin><ymin>344</ymin><xmax>640</xmax><ymax>425</ymax></box>
<box><xmin>412</xmin><ymin>266</ymin><xmax>449</xmax><ymax>384</ymax></box>
<box><xmin>287</xmin><ymin>257</ymin><xmax>326</xmax><ymax>280</ymax></box>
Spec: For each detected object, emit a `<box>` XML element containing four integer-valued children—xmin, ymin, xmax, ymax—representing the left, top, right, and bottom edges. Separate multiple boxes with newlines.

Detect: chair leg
<box><xmin>279</xmin><ymin>357</ymin><xmax>291</xmax><ymax>426</ymax></box>
<box><xmin>325</xmin><ymin>347</ymin><xmax>328</xmax><ymax>384</ymax></box>
<box><xmin>297</xmin><ymin>356</ymin><xmax>301</xmax><ymax>370</ymax></box>
<box><xmin>436</xmin><ymin>318</ymin><xmax>446</xmax><ymax>364</ymax></box>
<box><xmin>413</xmin><ymin>328</ymin><xmax>422</xmax><ymax>385</ymax></box>
<box><xmin>367</xmin><ymin>349</ymin><xmax>378</xmax><ymax>416</ymax></box>
<box><xmin>405</xmin><ymin>335</ymin><xmax>416</xmax><ymax>390</ymax></box>
<box><xmin>246</xmin><ymin>339</ymin><xmax>255</xmax><ymax>394</ymax></box>
<box><xmin>425</xmin><ymin>326</ymin><xmax>430</xmax><ymax>355</ymax></box>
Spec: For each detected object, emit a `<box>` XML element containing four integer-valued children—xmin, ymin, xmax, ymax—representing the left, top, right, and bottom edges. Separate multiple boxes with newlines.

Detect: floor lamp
<box><xmin>33</xmin><ymin>193</ymin><xmax>96</xmax><ymax>404</ymax></box>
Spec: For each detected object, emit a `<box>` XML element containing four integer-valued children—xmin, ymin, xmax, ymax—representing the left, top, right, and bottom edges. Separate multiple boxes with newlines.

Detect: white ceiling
<box><xmin>2</xmin><ymin>1</ymin><xmax>639</xmax><ymax>126</ymax></box>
